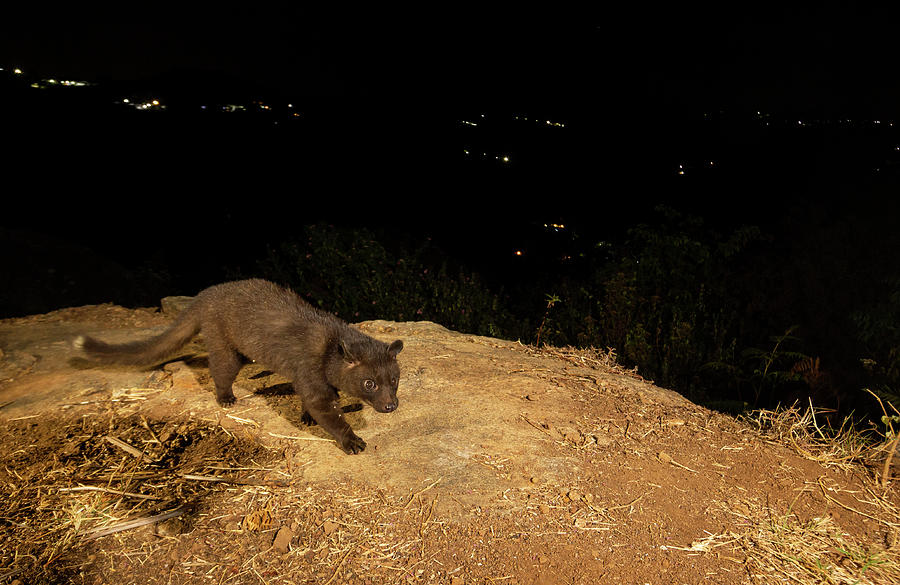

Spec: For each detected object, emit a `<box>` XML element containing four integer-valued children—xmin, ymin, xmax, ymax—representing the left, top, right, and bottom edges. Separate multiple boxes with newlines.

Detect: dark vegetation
<box><xmin>242</xmin><ymin>203</ymin><xmax>900</xmax><ymax>425</ymax></box>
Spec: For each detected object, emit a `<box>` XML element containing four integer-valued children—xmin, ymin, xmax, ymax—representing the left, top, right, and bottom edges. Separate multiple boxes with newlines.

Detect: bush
<box><xmin>254</xmin><ymin>224</ymin><xmax>517</xmax><ymax>338</ymax></box>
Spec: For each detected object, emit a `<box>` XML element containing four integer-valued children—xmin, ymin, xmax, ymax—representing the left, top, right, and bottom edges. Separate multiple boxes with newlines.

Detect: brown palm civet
<box><xmin>74</xmin><ymin>279</ymin><xmax>403</xmax><ymax>454</ymax></box>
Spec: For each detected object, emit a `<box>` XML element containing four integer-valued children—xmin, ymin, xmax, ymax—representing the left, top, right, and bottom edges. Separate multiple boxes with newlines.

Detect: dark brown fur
<box><xmin>75</xmin><ymin>279</ymin><xmax>403</xmax><ymax>454</ymax></box>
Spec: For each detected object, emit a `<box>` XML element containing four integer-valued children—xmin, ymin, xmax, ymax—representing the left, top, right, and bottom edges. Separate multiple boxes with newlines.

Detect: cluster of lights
<box><xmin>677</xmin><ymin>161</ymin><xmax>716</xmax><ymax>176</ymax></box>
<box><xmin>544</xmin><ymin>223</ymin><xmax>566</xmax><ymax>231</ymax></box>
<box><xmin>30</xmin><ymin>78</ymin><xmax>90</xmax><ymax>89</ymax></box>
<box><xmin>204</xmin><ymin>103</ymin><xmax>298</xmax><ymax>117</ymax></box>
<box><xmin>7</xmin><ymin>67</ymin><xmax>88</xmax><ymax>87</ymax></box>
<box><xmin>834</xmin><ymin>118</ymin><xmax>894</xmax><ymax>127</ymax></box>
<box><xmin>463</xmin><ymin>149</ymin><xmax>510</xmax><ymax>163</ymax></box>
<box><xmin>459</xmin><ymin>114</ymin><xmax>486</xmax><ymax>127</ymax></box>
<box><xmin>122</xmin><ymin>98</ymin><xmax>165</xmax><ymax>111</ymax></box>
<box><xmin>6</xmin><ymin>65</ymin><xmax>306</xmax><ymax>123</ymax></box>
<box><xmin>461</xmin><ymin>114</ymin><xmax>567</xmax><ymax>128</ymax></box>
<box><xmin>513</xmin><ymin>115</ymin><xmax>566</xmax><ymax>128</ymax></box>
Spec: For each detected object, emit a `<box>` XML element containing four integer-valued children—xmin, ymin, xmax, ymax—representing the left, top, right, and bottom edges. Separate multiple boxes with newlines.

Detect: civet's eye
<box><xmin>364</xmin><ymin>379</ymin><xmax>376</xmax><ymax>392</ymax></box>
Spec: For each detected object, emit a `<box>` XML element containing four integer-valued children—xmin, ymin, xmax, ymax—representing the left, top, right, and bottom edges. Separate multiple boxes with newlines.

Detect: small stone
<box><xmin>450</xmin><ymin>576</ymin><xmax>464</xmax><ymax>585</ymax></box>
<box><xmin>323</xmin><ymin>520</ymin><xmax>339</xmax><ymax>536</ymax></box>
<box><xmin>658</xmin><ymin>451</ymin><xmax>672</xmax><ymax>464</ymax></box>
<box><xmin>164</xmin><ymin>361</ymin><xmax>202</xmax><ymax>392</ymax></box>
<box><xmin>273</xmin><ymin>526</ymin><xmax>293</xmax><ymax>554</ymax></box>
<box><xmin>567</xmin><ymin>490</ymin><xmax>581</xmax><ymax>502</ymax></box>
<box><xmin>161</xmin><ymin>295</ymin><xmax>195</xmax><ymax>317</ymax></box>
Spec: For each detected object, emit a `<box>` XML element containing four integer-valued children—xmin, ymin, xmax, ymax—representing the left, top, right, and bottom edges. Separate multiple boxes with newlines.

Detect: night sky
<box><xmin>6</xmin><ymin>7</ymin><xmax>900</xmax><ymax>113</ymax></box>
<box><xmin>3</xmin><ymin>6</ymin><xmax>900</xmax><ymax>305</ymax></box>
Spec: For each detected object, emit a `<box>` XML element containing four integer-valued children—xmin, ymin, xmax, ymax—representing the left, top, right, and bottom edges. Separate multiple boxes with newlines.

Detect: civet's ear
<box><xmin>388</xmin><ymin>340</ymin><xmax>404</xmax><ymax>357</ymax></box>
<box><xmin>337</xmin><ymin>340</ymin><xmax>359</xmax><ymax>364</ymax></box>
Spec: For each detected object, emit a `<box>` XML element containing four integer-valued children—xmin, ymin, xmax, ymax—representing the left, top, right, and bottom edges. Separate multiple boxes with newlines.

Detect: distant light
<box><xmin>514</xmin><ymin>250</ymin><xmax>524</xmax><ymax>257</ymax></box>
<box><xmin>152</xmin><ymin>99</ymin><xmax>159</xmax><ymax>106</ymax></box>
<box><xmin>502</xmin><ymin>156</ymin><xmax>510</xmax><ymax>162</ymax></box>
<box><xmin>123</xmin><ymin>98</ymin><xmax>130</xmax><ymax>103</ymax></box>
<box><xmin>13</xmin><ymin>68</ymin><xmax>23</xmax><ymax>75</ymax></box>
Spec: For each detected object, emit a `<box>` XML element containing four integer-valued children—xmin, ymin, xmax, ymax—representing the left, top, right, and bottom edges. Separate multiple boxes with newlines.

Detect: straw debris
<box><xmin>0</xmin><ymin>411</ymin><xmax>274</xmax><ymax>582</ymax></box>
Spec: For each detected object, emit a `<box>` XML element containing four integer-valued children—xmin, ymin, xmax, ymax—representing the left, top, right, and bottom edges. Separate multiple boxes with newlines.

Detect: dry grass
<box><xmin>0</xmin><ymin>411</ymin><xmax>502</xmax><ymax>584</ymax></box>
<box><xmin>730</xmin><ymin>400</ymin><xmax>900</xmax><ymax>584</ymax></box>
<box><xmin>524</xmin><ymin>344</ymin><xmax>643</xmax><ymax>380</ymax></box>
<box><xmin>743</xmin><ymin>401</ymin><xmax>873</xmax><ymax>473</ymax></box>
<box><xmin>689</xmin><ymin>497</ymin><xmax>900</xmax><ymax>585</ymax></box>
<box><xmin>0</xmin><ymin>412</ymin><xmax>276</xmax><ymax>582</ymax></box>
<box><xmin>743</xmin><ymin>397</ymin><xmax>900</xmax><ymax>484</ymax></box>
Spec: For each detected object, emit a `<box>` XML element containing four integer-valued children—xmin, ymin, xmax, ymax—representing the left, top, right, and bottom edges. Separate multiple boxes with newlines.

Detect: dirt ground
<box><xmin>1</xmin><ymin>302</ymin><xmax>898</xmax><ymax>584</ymax></box>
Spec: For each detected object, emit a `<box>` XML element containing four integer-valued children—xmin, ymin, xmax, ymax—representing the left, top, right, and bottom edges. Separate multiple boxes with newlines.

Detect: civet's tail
<box><xmin>74</xmin><ymin>302</ymin><xmax>201</xmax><ymax>366</ymax></box>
